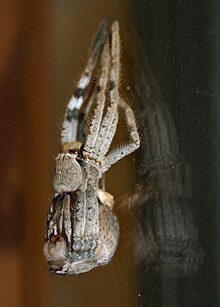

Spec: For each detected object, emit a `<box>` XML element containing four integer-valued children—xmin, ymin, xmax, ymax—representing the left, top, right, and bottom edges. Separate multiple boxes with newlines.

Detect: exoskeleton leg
<box><xmin>84</xmin><ymin>36</ymin><xmax>111</xmax><ymax>153</ymax></box>
<box><xmin>61</xmin><ymin>21</ymin><xmax>107</xmax><ymax>144</ymax></box>
<box><xmin>93</xmin><ymin>21</ymin><xmax>120</xmax><ymax>157</ymax></box>
<box><xmin>101</xmin><ymin>98</ymin><xmax>140</xmax><ymax>173</ymax></box>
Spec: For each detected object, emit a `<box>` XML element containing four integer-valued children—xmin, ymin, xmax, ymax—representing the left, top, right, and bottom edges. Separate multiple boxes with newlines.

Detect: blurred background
<box><xmin>0</xmin><ymin>0</ymin><xmax>219</xmax><ymax>306</ymax></box>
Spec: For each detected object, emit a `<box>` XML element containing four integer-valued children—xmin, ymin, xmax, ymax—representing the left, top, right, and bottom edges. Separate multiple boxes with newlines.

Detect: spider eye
<box><xmin>53</xmin><ymin>153</ymin><xmax>82</xmax><ymax>193</ymax></box>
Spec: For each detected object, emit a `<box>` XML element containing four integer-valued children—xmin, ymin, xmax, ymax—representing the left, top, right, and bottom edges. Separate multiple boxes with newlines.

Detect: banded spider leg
<box><xmin>61</xmin><ymin>20</ymin><xmax>107</xmax><ymax>144</ymax></box>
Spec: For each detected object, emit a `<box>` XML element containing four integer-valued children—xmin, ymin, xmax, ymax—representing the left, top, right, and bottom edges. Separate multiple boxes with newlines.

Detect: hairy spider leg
<box><xmin>61</xmin><ymin>20</ymin><xmax>107</xmax><ymax>144</ymax></box>
<box><xmin>83</xmin><ymin>165</ymin><xmax>100</xmax><ymax>252</ymax></box>
<box><xmin>46</xmin><ymin>197</ymin><xmax>62</xmax><ymax>239</ymax></box>
<box><xmin>101</xmin><ymin>98</ymin><xmax>140</xmax><ymax>173</ymax></box>
<box><xmin>72</xmin><ymin>190</ymin><xmax>87</xmax><ymax>251</ymax></box>
<box><xmin>77</xmin><ymin>85</ymin><xmax>97</xmax><ymax>142</ymax></box>
<box><xmin>83</xmin><ymin>37</ymin><xmax>111</xmax><ymax>152</ymax></box>
<box><xmin>70</xmin><ymin>164</ymin><xmax>100</xmax><ymax>254</ymax></box>
<box><xmin>93</xmin><ymin>21</ymin><xmax>120</xmax><ymax>157</ymax></box>
<box><xmin>63</xmin><ymin>194</ymin><xmax>72</xmax><ymax>247</ymax></box>
<box><xmin>46</xmin><ymin>194</ymin><xmax>72</xmax><ymax>247</ymax></box>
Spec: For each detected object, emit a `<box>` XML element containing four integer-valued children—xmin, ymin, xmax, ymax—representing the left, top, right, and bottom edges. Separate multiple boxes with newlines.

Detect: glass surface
<box><xmin>0</xmin><ymin>1</ymin><xmax>219</xmax><ymax>306</ymax></box>
<box><xmin>131</xmin><ymin>1</ymin><xmax>219</xmax><ymax>306</ymax></box>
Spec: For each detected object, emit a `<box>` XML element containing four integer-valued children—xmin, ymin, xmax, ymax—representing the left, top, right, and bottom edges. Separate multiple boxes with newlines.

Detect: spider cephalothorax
<box><xmin>53</xmin><ymin>143</ymin><xmax>83</xmax><ymax>194</ymax></box>
<box><xmin>44</xmin><ymin>21</ymin><xmax>140</xmax><ymax>275</ymax></box>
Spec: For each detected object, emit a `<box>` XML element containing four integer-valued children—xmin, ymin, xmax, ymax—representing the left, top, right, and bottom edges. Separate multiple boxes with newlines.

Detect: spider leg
<box><xmin>63</xmin><ymin>194</ymin><xmax>72</xmax><ymax>247</ymax></box>
<box><xmin>71</xmin><ymin>163</ymin><xmax>100</xmax><ymax>254</ymax></box>
<box><xmin>101</xmin><ymin>98</ymin><xmax>140</xmax><ymax>173</ymax></box>
<box><xmin>84</xmin><ymin>172</ymin><xmax>100</xmax><ymax>252</ymax></box>
<box><xmin>93</xmin><ymin>21</ymin><xmax>120</xmax><ymax>157</ymax></box>
<box><xmin>84</xmin><ymin>35</ymin><xmax>111</xmax><ymax>152</ymax></box>
<box><xmin>72</xmin><ymin>190</ymin><xmax>87</xmax><ymax>252</ymax></box>
<box><xmin>46</xmin><ymin>196</ymin><xmax>62</xmax><ymax>239</ymax></box>
<box><xmin>77</xmin><ymin>84</ymin><xmax>97</xmax><ymax>141</ymax></box>
<box><xmin>46</xmin><ymin>194</ymin><xmax>70</xmax><ymax>241</ymax></box>
<box><xmin>94</xmin><ymin>109</ymin><xmax>119</xmax><ymax>157</ymax></box>
<box><xmin>61</xmin><ymin>20</ymin><xmax>107</xmax><ymax>144</ymax></box>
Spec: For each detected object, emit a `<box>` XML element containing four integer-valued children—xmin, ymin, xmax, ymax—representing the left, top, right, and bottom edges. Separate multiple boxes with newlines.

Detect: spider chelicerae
<box><xmin>43</xmin><ymin>21</ymin><xmax>140</xmax><ymax>275</ymax></box>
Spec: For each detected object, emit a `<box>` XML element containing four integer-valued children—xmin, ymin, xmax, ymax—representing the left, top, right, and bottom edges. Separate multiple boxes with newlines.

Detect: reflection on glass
<box><xmin>130</xmin><ymin>39</ymin><xmax>204</xmax><ymax>277</ymax></box>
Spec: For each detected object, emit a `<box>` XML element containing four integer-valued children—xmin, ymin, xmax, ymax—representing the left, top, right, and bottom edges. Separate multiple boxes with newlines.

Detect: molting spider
<box><xmin>43</xmin><ymin>21</ymin><xmax>140</xmax><ymax>275</ymax></box>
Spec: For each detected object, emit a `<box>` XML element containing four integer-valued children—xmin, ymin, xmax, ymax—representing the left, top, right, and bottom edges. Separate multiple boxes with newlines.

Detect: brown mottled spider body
<box><xmin>43</xmin><ymin>21</ymin><xmax>140</xmax><ymax>275</ymax></box>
